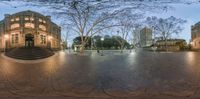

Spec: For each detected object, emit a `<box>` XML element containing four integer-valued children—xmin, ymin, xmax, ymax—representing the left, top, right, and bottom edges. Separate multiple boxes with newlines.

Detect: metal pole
<box><xmin>101</xmin><ymin>40</ymin><xmax>103</xmax><ymax>55</ymax></box>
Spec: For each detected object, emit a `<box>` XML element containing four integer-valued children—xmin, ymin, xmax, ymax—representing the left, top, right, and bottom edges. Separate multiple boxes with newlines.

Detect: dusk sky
<box><xmin>0</xmin><ymin>1</ymin><xmax>200</xmax><ymax>43</ymax></box>
<box><xmin>151</xmin><ymin>3</ymin><xmax>200</xmax><ymax>43</ymax></box>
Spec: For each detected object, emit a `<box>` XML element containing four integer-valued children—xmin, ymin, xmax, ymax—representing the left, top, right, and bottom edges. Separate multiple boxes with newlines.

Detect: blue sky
<box><xmin>151</xmin><ymin>3</ymin><xmax>200</xmax><ymax>42</ymax></box>
<box><xmin>0</xmin><ymin>1</ymin><xmax>200</xmax><ymax>43</ymax></box>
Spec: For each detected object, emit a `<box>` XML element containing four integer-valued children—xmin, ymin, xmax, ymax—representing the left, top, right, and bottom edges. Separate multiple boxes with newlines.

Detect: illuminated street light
<box><xmin>101</xmin><ymin>37</ymin><xmax>104</xmax><ymax>56</ymax></box>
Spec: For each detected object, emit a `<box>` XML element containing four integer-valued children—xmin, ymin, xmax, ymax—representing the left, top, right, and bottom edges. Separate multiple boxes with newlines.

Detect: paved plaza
<box><xmin>0</xmin><ymin>50</ymin><xmax>200</xmax><ymax>99</ymax></box>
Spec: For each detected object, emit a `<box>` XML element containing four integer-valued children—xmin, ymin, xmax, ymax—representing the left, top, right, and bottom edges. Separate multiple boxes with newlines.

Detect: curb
<box><xmin>1</xmin><ymin>53</ymin><xmax>57</xmax><ymax>64</ymax></box>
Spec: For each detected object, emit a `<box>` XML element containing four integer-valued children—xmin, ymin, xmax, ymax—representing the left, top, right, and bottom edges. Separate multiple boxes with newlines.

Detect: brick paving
<box><xmin>0</xmin><ymin>51</ymin><xmax>200</xmax><ymax>99</ymax></box>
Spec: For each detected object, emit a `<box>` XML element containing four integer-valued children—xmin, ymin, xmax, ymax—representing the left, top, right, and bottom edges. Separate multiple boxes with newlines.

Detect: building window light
<box><xmin>15</xmin><ymin>17</ymin><xmax>20</xmax><ymax>21</ymax></box>
<box><xmin>25</xmin><ymin>17</ymin><xmax>29</xmax><ymax>20</ymax></box>
<box><xmin>25</xmin><ymin>23</ymin><xmax>35</xmax><ymax>28</ymax></box>
<box><xmin>39</xmin><ymin>18</ymin><xmax>43</xmax><ymax>22</ymax></box>
<box><xmin>11</xmin><ymin>23</ymin><xmax>20</xmax><ymax>29</ymax></box>
<box><xmin>11</xmin><ymin>19</ymin><xmax>14</xmax><ymax>22</ymax></box>
<box><xmin>39</xmin><ymin>24</ymin><xmax>46</xmax><ymax>31</ymax></box>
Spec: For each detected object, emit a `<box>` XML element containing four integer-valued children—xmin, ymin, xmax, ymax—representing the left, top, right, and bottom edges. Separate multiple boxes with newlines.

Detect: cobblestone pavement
<box><xmin>1</xmin><ymin>50</ymin><xmax>200</xmax><ymax>99</ymax></box>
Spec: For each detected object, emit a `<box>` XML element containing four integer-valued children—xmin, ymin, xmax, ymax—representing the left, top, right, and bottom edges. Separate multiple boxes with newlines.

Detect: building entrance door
<box><xmin>25</xmin><ymin>34</ymin><xmax>34</xmax><ymax>47</ymax></box>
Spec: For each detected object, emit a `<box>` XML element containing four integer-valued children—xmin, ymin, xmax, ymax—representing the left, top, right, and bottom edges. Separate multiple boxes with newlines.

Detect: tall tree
<box><xmin>66</xmin><ymin>0</ymin><xmax>119</xmax><ymax>53</ymax></box>
<box><xmin>5</xmin><ymin>0</ymin><xmax>195</xmax><ymax>52</ymax></box>
<box><xmin>113</xmin><ymin>9</ymin><xmax>143</xmax><ymax>52</ymax></box>
<box><xmin>146</xmin><ymin>16</ymin><xmax>186</xmax><ymax>51</ymax></box>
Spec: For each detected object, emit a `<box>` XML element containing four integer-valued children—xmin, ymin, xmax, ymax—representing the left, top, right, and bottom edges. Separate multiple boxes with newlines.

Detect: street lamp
<box><xmin>4</xmin><ymin>34</ymin><xmax>9</xmax><ymax>52</ymax></box>
<box><xmin>101</xmin><ymin>37</ymin><xmax>104</xmax><ymax>56</ymax></box>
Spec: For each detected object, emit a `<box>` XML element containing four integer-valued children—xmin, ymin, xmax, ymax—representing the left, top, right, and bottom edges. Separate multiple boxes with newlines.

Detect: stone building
<box><xmin>191</xmin><ymin>22</ymin><xmax>200</xmax><ymax>49</ymax></box>
<box><xmin>0</xmin><ymin>10</ymin><xmax>61</xmax><ymax>51</ymax></box>
<box><xmin>155</xmin><ymin>39</ymin><xmax>187</xmax><ymax>51</ymax></box>
<box><xmin>139</xmin><ymin>27</ymin><xmax>152</xmax><ymax>47</ymax></box>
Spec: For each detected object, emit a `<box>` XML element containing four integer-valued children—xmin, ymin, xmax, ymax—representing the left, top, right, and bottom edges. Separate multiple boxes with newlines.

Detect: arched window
<box><xmin>39</xmin><ymin>25</ymin><xmax>46</xmax><ymax>31</ymax></box>
<box><xmin>11</xmin><ymin>23</ymin><xmax>20</xmax><ymax>29</ymax></box>
<box><xmin>25</xmin><ymin>23</ymin><xmax>35</xmax><ymax>28</ymax></box>
<box><xmin>11</xmin><ymin>33</ymin><xmax>19</xmax><ymax>44</ymax></box>
<box><xmin>40</xmin><ymin>35</ymin><xmax>46</xmax><ymax>44</ymax></box>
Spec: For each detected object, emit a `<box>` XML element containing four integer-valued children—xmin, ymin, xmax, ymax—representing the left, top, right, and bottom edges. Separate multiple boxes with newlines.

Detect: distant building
<box><xmin>191</xmin><ymin>22</ymin><xmax>200</xmax><ymax>49</ymax></box>
<box><xmin>139</xmin><ymin>27</ymin><xmax>152</xmax><ymax>47</ymax></box>
<box><xmin>155</xmin><ymin>39</ymin><xmax>187</xmax><ymax>51</ymax></box>
<box><xmin>0</xmin><ymin>10</ymin><xmax>61</xmax><ymax>51</ymax></box>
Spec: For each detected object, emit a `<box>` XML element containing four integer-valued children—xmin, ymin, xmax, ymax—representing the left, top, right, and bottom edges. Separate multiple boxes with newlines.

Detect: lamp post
<box><xmin>101</xmin><ymin>37</ymin><xmax>104</xmax><ymax>56</ymax></box>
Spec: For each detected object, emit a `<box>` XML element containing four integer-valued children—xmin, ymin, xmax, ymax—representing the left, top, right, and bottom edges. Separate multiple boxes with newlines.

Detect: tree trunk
<box><xmin>120</xmin><ymin>44</ymin><xmax>124</xmax><ymax>53</ymax></box>
<box><xmin>80</xmin><ymin>46</ymin><xmax>85</xmax><ymax>53</ymax></box>
<box><xmin>165</xmin><ymin>39</ymin><xmax>168</xmax><ymax>51</ymax></box>
<box><xmin>80</xmin><ymin>42</ymin><xmax>85</xmax><ymax>53</ymax></box>
<box><xmin>120</xmin><ymin>49</ymin><xmax>123</xmax><ymax>53</ymax></box>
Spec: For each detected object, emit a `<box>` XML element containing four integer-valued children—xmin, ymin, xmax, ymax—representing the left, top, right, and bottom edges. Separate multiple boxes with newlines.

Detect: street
<box><xmin>0</xmin><ymin>50</ymin><xmax>200</xmax><ymax>99</ymax></box>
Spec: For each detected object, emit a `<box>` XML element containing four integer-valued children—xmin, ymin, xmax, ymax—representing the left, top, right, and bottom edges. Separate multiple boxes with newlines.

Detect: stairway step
<box><xmin>5</xmin><ymin>47</ymin><xmax>54</xmax><ymax>60</ymax></box>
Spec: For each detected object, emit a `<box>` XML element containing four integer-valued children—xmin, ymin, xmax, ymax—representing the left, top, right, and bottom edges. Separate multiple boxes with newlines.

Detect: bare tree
<box><xmin>67</xmin><ymin>0</ymin><xmax>119</xmax><ymax>53</ymax></box>
<box><xmin>6</xmin><ymin>0</ymin><xmax>193</xmax><ymax>53</ymax></box>
<box><xmin>61</xmin><ymin>30</ymin><xmax>70</xmax><ymax>48</ymax></box>
<box><xmin>113</xmin><ymin>11</ymin><xmax>142</xmax><ymax>53</ymax></box>
<box><xmin>146</xmin><ymin>16</ymin><xmax>186</xmax><ymax>51</ymax></box>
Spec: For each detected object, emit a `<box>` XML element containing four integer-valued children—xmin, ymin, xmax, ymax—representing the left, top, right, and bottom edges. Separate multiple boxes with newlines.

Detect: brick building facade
<box><xmin>191</xmin><ymin>22</ymin><xmax>200</xmax><ymax>49</ymax></box>
<box><xmin>0</xmin><ymin>10</ymin><xmax>61</xmax><ymax>51</ymax></box>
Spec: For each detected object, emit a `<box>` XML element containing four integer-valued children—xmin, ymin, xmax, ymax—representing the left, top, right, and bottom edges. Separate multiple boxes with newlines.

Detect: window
<box><xmin>25</xmin><ymin>17</ymin><xmax>29</xmax><ymax>20</ymax></box>
<box><xmin>15</xmin><ymin>17</ymin><xmax>19</xmax><ymax>21</ymax></box>
<box><xmin>25</xmin><ymin>23</ymin><xmax>35</xmax><ymax>28</ymax></box>
<box><xmin>40</xmin><ymin>35</ymin><xmax>46</xmax><ymax>44</ymax></box>
<box><xmin>39</xmin><ymin>25</ymin><xmax>46</xmax><ymax>31</ymax></box>
<box><xmin>25</xmin><ymin>17</ymin><xmax>34</xmax><ymax>21</ymax></box>
<box><xmin>12</xmin><ymin>34</ymin><xmax>14</xmax><ymax>44</ymax></box>
<box><xmin>11</xmin><ymin>19</ymin><xmax>14</xmax><ymax>22</ymax></box>
<box><xmin>30</xmin><ymin>17</ymin><xmax>34</xmax><ymax>21</ymax></box>
<box><xmin>15</xmin><ymin>34</ymin><xmax>19</xmax><ymax>43</ymax></box>
<box><xmin>11</xmin><ymin>34</ymin><xmax>19</xmax><ymax>44</ymax></box>
<box><xmin>39</xmin><ymin>18</ymin><xmax>43</xmax><ymax>22</ymax></box>
<box><xmin>11</xmin><ymin>23</ymin><xmax>20</xmax><ymax>29</ymax></box>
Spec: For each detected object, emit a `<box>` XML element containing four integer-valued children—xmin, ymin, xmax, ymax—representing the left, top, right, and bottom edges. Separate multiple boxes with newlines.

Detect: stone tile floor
<box><xmin>0</xmin><ymin>50</ymin><xmax>200</xmax><ymax>99</ymax></box>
